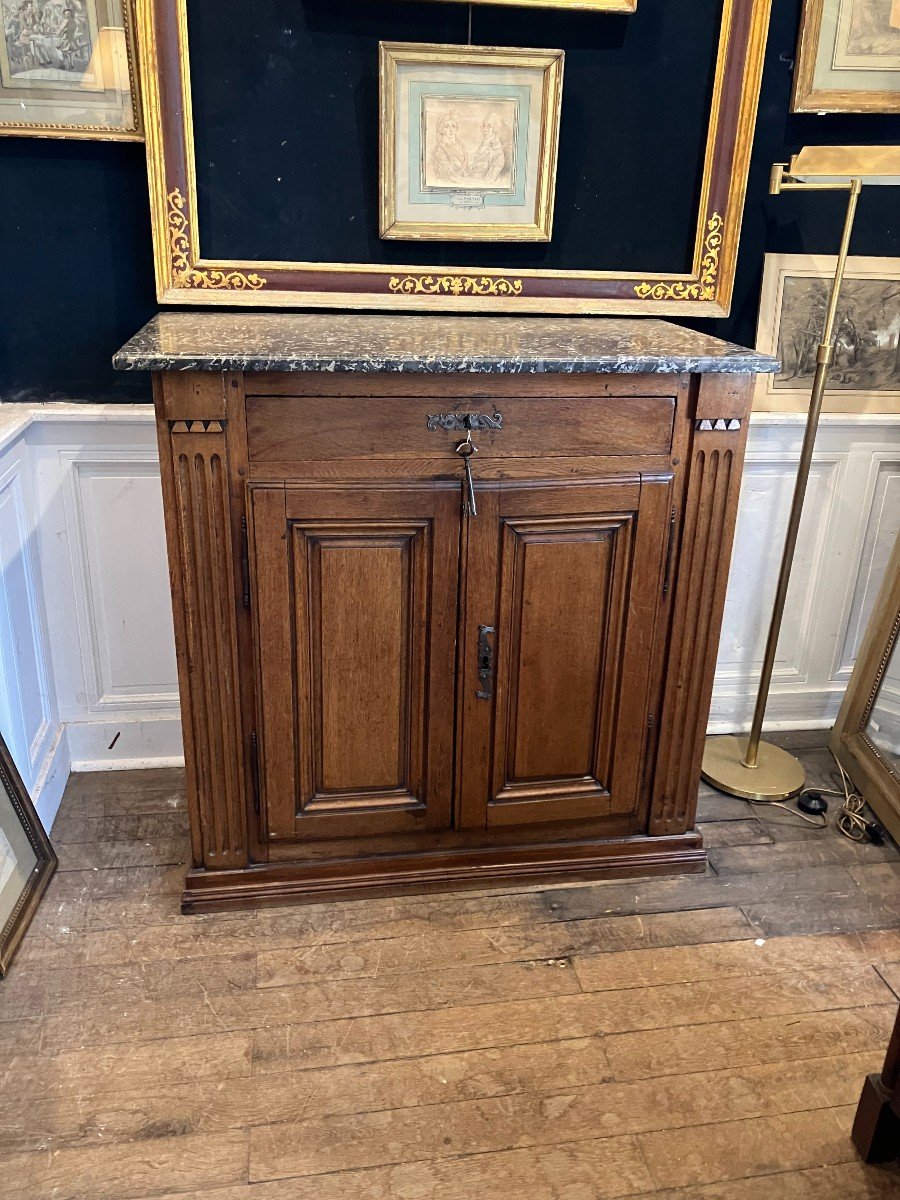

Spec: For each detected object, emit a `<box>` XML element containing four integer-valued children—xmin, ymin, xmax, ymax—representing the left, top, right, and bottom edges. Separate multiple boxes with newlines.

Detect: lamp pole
<box><xmin>701</xmin><ymin>165</ymin><xmax>863</xmax><ymax>801</ymax></box>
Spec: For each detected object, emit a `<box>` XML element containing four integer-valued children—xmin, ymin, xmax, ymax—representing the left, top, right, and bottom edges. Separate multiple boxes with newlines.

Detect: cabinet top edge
<box><xmin>113</xmin><ymin>313</ymin><xmax>779</xmax><ymax>376</ymax></box>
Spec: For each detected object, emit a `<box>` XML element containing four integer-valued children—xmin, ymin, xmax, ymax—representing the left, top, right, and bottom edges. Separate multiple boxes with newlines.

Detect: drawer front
<box><xmin>246</xmin><ymin>394</ymin><xmax>676</xmax><ymax>463</ymax></box>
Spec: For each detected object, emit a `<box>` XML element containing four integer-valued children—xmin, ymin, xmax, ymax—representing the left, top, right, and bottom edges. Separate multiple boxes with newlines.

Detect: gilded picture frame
<box><xmin>418</xmin><ymin>1</ymin><xmax>637</xmax><ymax>11</ymax></box>
<box><xmin>136</xmin><ymin>0</ymin><xmax>772</xmax><ymax>315</ymax></box>
<box><xmin>379</xmin><ymin>42</ymin><xmax>564</xmax><ymax>243</ymax></box>
<box><xmin>830</xmin><ymin>531</ymin><xmax>900</xmax><ymax>846</ymax></box>
<box><xmin>0</xmin><ymin>0</ymin><xmax>142</xmax><ymax>141</ymax></box>
<box><xmin>793</xmin><ymin>0</ymin><xmax>900</xmax><ymax>113</ymax></box>
<box><xmin>754</xmin><ymin>253</ymin><xmax>900</xmax><ymax>414</ymax></box>
<box><xmin>0</xmin><ymin>734</ymin><xmax>56</xmax><ymax>977</ymax></box>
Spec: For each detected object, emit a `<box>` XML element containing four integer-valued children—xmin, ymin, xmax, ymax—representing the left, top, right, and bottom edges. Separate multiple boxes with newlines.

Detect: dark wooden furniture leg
<box><xmin>853</xmin><ymin>1000</ymin><xmax>900</xmax><ymax>1163</ymax></box>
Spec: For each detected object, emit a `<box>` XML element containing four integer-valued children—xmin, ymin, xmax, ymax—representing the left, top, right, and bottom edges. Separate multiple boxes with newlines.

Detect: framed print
<box><xmin>755</xmin><ymin>253</ymin><xmax>900</xmax><ymax>414</ymax></box>
<box><xmin>793</xmin><ymin>0</ymin><xmax>900</xmax><ymax>112</ymax></box>
<box><xmin>380</xmin><ymin>43</ymin><xmax>563</xmax><ymax>242</ymax></box>
<box><xmin>0</xmin><ymin>734</ymin><xmax>56</xmax><ymax>976</ymax></box>
<box><xmin>136</xmin><ymin>0</ymin><xmax>772</xmax><ymax>315</ymax></box>
<box><xmin>0</xmin><ymin>0</ymin><xmax>142</xmax><ymax>139</ymax></box>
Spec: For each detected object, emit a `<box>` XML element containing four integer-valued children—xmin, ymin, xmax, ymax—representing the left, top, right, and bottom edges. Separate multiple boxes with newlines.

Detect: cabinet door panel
<box><xmin>460</xmin><ymin>478</ymin><xmax>670</xmax><ymax>830</ymax></box>
<box><xmin>252</xmin><ymin>484</ymin><xmax>458</xmax><ymax>842</ymax></box>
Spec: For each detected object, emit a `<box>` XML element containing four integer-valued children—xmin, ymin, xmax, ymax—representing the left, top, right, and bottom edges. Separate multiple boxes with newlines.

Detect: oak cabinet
<box><xmin>122</xmin><ymin>313</ymin><xmax>774</xmax><ymax>911</ymax></box>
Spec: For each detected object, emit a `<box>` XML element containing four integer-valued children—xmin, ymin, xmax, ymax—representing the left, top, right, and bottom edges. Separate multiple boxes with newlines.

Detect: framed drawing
<box><xmin>755</xmin><ymin>253</ymin><xmax>900</xmax><ymax>413</ymax></box>
<box><xmin>793</xmin><ymin>0</ymin><xmax>900</xmax><ymax>112</ymax></box>
<box><xmin>136</xmin><ymin>0</ymin><xmax>772</xmax><ymax>314</ymax></box>
<box><xmin>0</xmin><ymin>0</ymin><xmax>142</xmax><ymax>139</ymax></box>
<box><xmin>0</xmin><ymin>734</ymin><xmax>56</xmax><ymax>976</ymax></box>
<box><xmin>379</xmin><ymin>43</ymin><xmax>563</xmax><ymax>242</ymax></box>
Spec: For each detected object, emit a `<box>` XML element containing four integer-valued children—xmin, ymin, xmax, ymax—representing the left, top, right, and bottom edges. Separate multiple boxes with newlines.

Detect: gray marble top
<box><xmin>113</xmin><ymin>313</ymin><xmax>779</xmax><ymax>375</ymax></box>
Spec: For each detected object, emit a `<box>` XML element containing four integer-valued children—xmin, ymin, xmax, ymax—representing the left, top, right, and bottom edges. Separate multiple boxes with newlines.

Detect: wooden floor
<box><xmin>2</xmin><ymin>731</ymin><xmax>900</xmax><ymax>1199</ymax></box>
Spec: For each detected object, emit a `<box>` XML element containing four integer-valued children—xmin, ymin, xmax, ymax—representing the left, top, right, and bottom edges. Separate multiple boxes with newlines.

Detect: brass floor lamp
<box><xmin>702</xmin><ymin>146</ymin><xmax>900</xmax><ymax>802</ymax></box>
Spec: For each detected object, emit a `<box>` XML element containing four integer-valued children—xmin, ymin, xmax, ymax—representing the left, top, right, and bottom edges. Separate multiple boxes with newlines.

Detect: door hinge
<box><xmin>250</xmin><ymin>730</ymin><xmax>261</xmax><ymax>814</ymax></box>
<box><xmin>241</xmin><ymin>516</ymin><xmax>251</xmax><ymax>609</ymax></box>
<box><xmin>662</xmin><ymin>507</ymin><xmax>677</xmax><ymax>597</ymax></box>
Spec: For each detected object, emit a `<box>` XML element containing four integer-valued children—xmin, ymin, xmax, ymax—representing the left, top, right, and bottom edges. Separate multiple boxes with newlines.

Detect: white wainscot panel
<box><xmin>710</xmin><ymin>415</ymin><xmax>900</xmax><ymax>733</ymax></box>
<box><xmin>63</xmin><ymin>455</ymin><xmax>178</xmax><ymax>710</ymax></box>
<box><xmin>0</xmin><ymin>447</ymin><xmax>54</xmax><ymax>789</ymax></box>
<box><xmin>32</xmin><ymin>412</ymin><xmax>182</xmax><ymax>770</ymax></box>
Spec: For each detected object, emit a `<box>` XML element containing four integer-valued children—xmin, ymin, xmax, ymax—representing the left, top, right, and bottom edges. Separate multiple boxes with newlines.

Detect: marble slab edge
<box><xmin>112</xmin><ymin>352</ymin><xmax>780</xmax><ymax>375</ymax></box>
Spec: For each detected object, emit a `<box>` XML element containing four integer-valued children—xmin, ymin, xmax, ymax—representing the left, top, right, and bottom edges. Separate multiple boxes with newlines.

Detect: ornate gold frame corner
<box><xmin>831</xmin><ymin>534</ymin><xmax>900</xmax><ymax>846</ymax></box>
<box><xmin>792</xmin><ymin>0</ymin><xmax>900</xmax><ymax>115</ymax></box>
<box><xmin>138</xmin><ymin>0</ymin><xmax>771</xmax><ymax>314</ymax></box>
<box><xmin>378</xmin><ymin>42</ymin><xmax>564</xmax><ymax>244</ymax></box>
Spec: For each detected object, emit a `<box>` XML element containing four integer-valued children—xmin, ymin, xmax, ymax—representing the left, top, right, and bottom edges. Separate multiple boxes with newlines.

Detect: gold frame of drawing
<box><xmin>0</xmin><ymin>0</ymin><xmax>143</xmax><ymax>141</ymax></box>
<box><xmin>793</xmin><ymin>0</ymin><xmax>900</xmax><ymax>114</ymax></box>
<box><xmin>831</xmin><ymin>533</ymin><xmax>900</xmax><ymax>846</ymax></box>
<box><xmin>136</xmin><ymin>0</ymin><xmax>772</xmax><ymax>314</ymax></box>
<box><xmin>754</xmin><ymin>252</ymin><xmax>900</xmax><ymax>415</ymax></box>
<box><xmin>379</xmin><ymin>42</ymin><xmax>564</xmax><ymax>243</ymax></box>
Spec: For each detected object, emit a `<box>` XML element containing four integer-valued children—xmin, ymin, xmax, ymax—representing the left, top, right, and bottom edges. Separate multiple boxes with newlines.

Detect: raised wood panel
<box><xmin>252</xmin><ymin>484</ymin><xmax>459</xmax><ymax>843</ymax></box>
<box><xmin>246</xmin><ymin>395</ymin><xmax>675</xmax><ymax>463</ymax></box>
<box><xmin>460</xmin><ymin>477</ymin><xmax>670</xmax><ymax>830</ymax></box>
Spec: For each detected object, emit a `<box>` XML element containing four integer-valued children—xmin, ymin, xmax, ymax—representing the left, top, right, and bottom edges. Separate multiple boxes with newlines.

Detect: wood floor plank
<box><xmin>51</xmin><ymin>811</ymin><xmax>189</xmax><ymax>845</ymax></box>
<box><xmin>39</xmin><ymin>958</ymin><xmax>582</xmax><ymax>1050</ymax></box>
<box><xmin>138</xmin><ymin>1137</ymin><xmax>656</xmax><ymax>1200</ymax></box>
<box><xmin>876</xmin><ymin>960</ymin><xmax>900</xmax><ymax>997</ymax></box>
<box><xmin>697</xmin><ymin>821</ymin><xmax>772</xmax><ymax>848</ymax></box>
<box><xmin>650</xmin><ymin>1160</ymin><xmax>900</xmax><ymax>1199</ymax></box>
<box><xmin>256</xmin><ymin>907</ymin><xmax>757</xmax><ymax>987</ymax></box>
<box><xmin>0</xmin><ymin>952</ymin><xmax>256</xmax><ymax>1020</ymax></box>
<box><xmin>54</xmin><ymin>837</ymin><xmax>189</xmax><ymax>871</ymax></box>
<box><xmin>0</xmin><ymin>1031</ymin><xmax>252</xmax><ymax>1105</ymax></box>
<box><xmin>639</xmin><ymin>1106</ymin><xmax>857</xmax><ymax>1190</ymax></box>
<box><xmin>540</xmin><ymin>865</ymin><xmax>864</xmax><ymax>923</ymax></box>
<box><xmin>246</xmin><ymin>1055</ymin><xmax>874</xmax><ymax>1183</ymax></box>
<box><xmin>708</xmin><ymin>839</ymin><xmax>899</xmax><ymax>876</ymax></box>
<box><xmin>0</xmin><ymin>1130</ymin><xmax>249</xmax><ymax>1200</ymax></box>
<box><xmin>0</xmin><ymin>1038</ymin><xmax>612</xmax><ymax>1155</ymax></box>
<box><xmin>603</xmin><ymin>1004</ymin><xmax>896</xmax><ymax>1081</ymax></box>
<box><xmin>572</xmin><ymin>929</ymin><xmax>900</xmax><ymax>992</ymax></box>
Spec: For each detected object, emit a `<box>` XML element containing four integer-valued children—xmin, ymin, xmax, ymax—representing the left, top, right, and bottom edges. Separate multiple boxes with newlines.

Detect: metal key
<box><xmin>455</xmin><ymin>435</ymin><xmax>478</xmax><ymax>517</ymax></box>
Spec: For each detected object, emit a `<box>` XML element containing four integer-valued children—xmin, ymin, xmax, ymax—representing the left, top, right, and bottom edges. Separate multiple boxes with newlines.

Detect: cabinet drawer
<box><xmin>246</xmin><ymin>394</ymin><xmax>675</xmax><ymax>463</ymax></box>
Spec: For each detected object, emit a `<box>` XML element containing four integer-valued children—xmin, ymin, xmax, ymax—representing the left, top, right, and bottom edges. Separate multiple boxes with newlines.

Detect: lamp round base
<box><xmin>701</xmin><ymin>735</ymin><xmax>806</xmax><ymax>802</ymax></box>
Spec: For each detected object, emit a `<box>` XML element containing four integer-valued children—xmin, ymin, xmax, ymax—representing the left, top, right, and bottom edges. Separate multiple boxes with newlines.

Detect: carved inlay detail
<box><xmin>696</xmin><ymin>418</ymin><xmax>742</xmax><ymax>432</ymax></box>
<box><xmin>167</xmin><ymin>189</ymin><xmax>267</xmax><ymax>292</ymax></box>
<box><xmin>388</xmin><ymin>274</ymin><xmax>524</xmax><ymax>298</ymax></box>
<box><xmin>634</xmin><ymin>213</ymin><xmax>724</xmax><ymax>303</ymax></box>
<box><xmin>170</xmin><ymin>420</ymin><xmax>226</xmax><ymax>435</ymax></box>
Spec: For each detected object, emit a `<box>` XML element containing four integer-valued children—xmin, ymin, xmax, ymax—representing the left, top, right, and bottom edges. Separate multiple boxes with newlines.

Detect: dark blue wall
<box><xmin>0</xmin><ymin>0</ymin><xmax>897</xmax><ymax>402</ymax></box>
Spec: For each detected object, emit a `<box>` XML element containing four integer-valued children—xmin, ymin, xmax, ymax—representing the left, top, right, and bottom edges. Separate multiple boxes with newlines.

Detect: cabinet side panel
<box><xmin>650</xmin><ymin>376</ymin><xmax>752</xmax><ymax>836</ymax></box>
<box><xmin>157</xmin><ymin>374</ymin><xmax>249</xmax><ymax>869</ymax></box>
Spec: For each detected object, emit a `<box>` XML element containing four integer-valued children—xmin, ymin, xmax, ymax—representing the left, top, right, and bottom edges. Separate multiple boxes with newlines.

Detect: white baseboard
<box><xmin>29</xmin><ymin>723</ymin><xmax>70</xmax><ymax>831</ymax></box>
<box><xmin>65</xmin><ymin>716</ymin><xmax>185</xmax><ymax>773</ymax></box>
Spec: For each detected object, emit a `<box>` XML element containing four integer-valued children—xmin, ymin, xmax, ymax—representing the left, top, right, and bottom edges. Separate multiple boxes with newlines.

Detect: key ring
<box><xmin>455</xmin><ymin>431</ymin><xmax>478</xmax><ymax>457</ymax></box>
